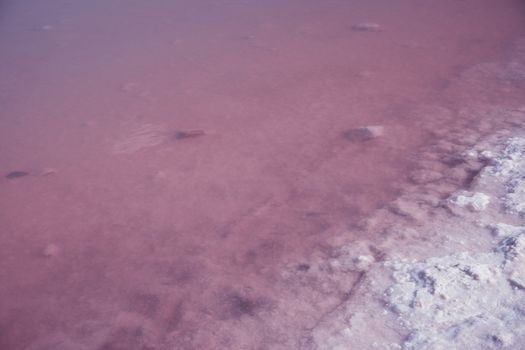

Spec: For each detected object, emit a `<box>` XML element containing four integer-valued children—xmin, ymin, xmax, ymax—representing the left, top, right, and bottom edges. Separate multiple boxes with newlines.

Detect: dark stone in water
<box><xmin>297</xmin><ymin>263</ymin><xmax>311</xmax><ymax>272</ymax></box>
<box><xmin>174</xmin><ymin>129</ymin><xmax>205</xmax><ymax>140</ymax></box>
<box><xmin>6</xmin><ymin>171</ymin><xmax>29</xmax><ymax>179</ymax></box>
<box><xmin>228</xmin><ymin>294</ymin><xmax>260</xmax><ymax>317</ymax></box>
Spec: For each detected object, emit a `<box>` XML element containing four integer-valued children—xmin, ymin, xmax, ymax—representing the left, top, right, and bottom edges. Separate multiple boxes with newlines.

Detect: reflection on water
<box><xmin>0</xmin><ymin>0</ymin><xmax>524</xmax><ymax>349</ymax></box>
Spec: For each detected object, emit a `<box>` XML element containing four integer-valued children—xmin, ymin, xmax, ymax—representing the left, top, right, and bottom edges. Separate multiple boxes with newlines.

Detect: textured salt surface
<box><xmin>387</xmin><ymin>137</ymin><xmax>525</xmax><ymax>350</ymax></box>
<box><xmin>307</xmin><ymin>137</ymin><xmax>525</xmax><ymax>350</ymax></box>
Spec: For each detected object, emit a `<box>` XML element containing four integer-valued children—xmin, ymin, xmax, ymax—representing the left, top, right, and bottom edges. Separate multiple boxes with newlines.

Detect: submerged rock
<box><xmin>343</xmin><ymin>125</ymin><xmax>384</xmax><ymax>142</ymax></box>
<box><xmin>6</xmin><ymin>171</ymin><xmax>29</xmax><ymax>179</ymax></box>
<box><xmin>174</xmin><ymin>129</ymin><xmax>206</xmax><ymax>140</ymax></box>
<box><xmin>351</xmin><ymin>23</ymin><xmax>382</xmax><ymax>32</ymax></box>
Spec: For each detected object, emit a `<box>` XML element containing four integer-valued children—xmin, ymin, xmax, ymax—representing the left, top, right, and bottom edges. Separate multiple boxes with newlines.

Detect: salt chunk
<box><xmin>343</xmin><ymin>125</ymin><xmax>384</xmax><ymax>142</ymax></box>
<box><xmin>465</xmin><ymin>150</ymin><xmax>479</xmax><ymax>158</ymax></box>
<box><xmin>449</xmin><ymin>191</ymin><xmax>490</xmax><ymax>211</ymax></box>
<box><xmin>355</xmin><ymin>255</ymin><xmax>375</xmax><ymax>269</ymax></box>
<box><xmin>480</xmin><ymin>150</ymin><xmax>495</xmax><ymax>160</ymax></box>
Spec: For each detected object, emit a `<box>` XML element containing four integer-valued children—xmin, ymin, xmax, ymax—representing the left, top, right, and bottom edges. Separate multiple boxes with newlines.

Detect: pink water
<box><xmin>1</xmin><ymin>1</ymin><xmax>524</xmax><ymax>349</ymax></box>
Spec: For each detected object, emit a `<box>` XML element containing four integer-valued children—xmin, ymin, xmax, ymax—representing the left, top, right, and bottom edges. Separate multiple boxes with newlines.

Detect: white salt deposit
<box><xmin>385</xmin><ymin>242</ymin><xmax>525</xmax><ymax>349</ymax></box>
<box><xmin>384</xmin><ymin>138</ymin><xmax>525</xmax><ymax>349</ymax></box>
<box><xmin>308</xmin><ymin>135</ymin><xmax>525</xmax><ymax>350</ymax></box>
<box><xmin>448</xmin><ymin>191</ymin><xmax>490</xmax><ymax>211</ymax></box>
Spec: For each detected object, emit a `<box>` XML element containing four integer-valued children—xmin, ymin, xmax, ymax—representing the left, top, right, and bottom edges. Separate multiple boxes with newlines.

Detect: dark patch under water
<box><xmin>174</xmin><ymin>129</ymin><xmax>206</xmax><ymax>140</ymax></box>
<box><xmin>6</xmin><ymin>171</ymin><xmax>29</xmax><ymax>179</ymax></box>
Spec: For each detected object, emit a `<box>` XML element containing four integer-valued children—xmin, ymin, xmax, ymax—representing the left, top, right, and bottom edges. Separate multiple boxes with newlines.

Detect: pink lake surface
<box><xmin>0</xmin><ymin>1</ymin><xmax>524</xmax><ymax>349</ymax></box>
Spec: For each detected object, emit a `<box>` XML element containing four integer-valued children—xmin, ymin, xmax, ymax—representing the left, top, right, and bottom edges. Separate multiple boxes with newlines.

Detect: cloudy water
<box><xmin>0</xmin><ymin>1</ymin><xmax>524</xmax><ymax>349</ymax></box>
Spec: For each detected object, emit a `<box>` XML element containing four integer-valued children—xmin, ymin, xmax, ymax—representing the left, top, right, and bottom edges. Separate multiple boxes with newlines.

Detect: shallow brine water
<box><xmin>0</xmin><ymin>1</ymin><xmax>524</xmax><ymax>349</ymax></box>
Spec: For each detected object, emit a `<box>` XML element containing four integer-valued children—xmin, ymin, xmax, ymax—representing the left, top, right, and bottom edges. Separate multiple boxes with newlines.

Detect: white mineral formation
<box><xmin>448</xmin><ymin>191</ymin><xmax>490</xmax><ymax>211</ymax></box>
<box><xmin>309</xmin><ymin>136</ymin><xmax>525</xmax><ymax>350</ymax></box>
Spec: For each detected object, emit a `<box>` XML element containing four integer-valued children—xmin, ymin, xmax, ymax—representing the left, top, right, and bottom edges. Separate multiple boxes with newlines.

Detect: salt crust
<box><xmin>310</xmin><ymin>137</ymin><xmax>525</xmax><ymax>350</ymax></box>
<box><xmin>385</xmin><ymin>137</ymin><xmax>525</xmax><ymax>349</ymax></box>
